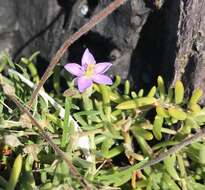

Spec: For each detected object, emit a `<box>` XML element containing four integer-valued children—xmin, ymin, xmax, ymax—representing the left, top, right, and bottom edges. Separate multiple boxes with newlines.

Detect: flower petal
<box><xmin>92</xmin><ymin>74</ymin><xmax>113</xmax><ymax>85</ymax></box>
<box><xmin>77</xmin><ymin>76</ymin><xmax>93</xmax><ymax>93</ymax></box>
<box><xmin>95</xmin><ymin>62</ymin><xmax>112</xmax><ymax>74</ymax></box>
<box><xmin>81</xmin><ymin>48</ymin><xmax>96</xmax><ymax>67</ymax></box>
<box><xmin>64</xmin><ymin>63</ymin><xmax>83</xmax><ymax>76</ymax></box>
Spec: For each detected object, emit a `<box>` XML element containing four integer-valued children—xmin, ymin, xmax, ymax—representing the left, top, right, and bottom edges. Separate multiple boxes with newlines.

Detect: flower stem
<box><xmin>61</xmin><ymin>96</ymin><xmax>72</xmax><ymax>149</ymax></box>
<box><xmin>82</xmin><ymin>88</ymin><xmax>96</xmax><ymax>177</ymax></box>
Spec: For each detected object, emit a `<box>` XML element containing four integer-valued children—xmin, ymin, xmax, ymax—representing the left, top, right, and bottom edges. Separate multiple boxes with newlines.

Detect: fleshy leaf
<box><xmin>189</xmin><ymin>89</ymin><xmax>203</xmax><ymax>106</ymax></box>
<box><xmin>175</xmin><ymin>80</ymin><xmax>184</xmax><ymax>104</ymax></box>
<box><xmin>147</xmin><ymin>86</ymin><xmax>156</xmax><ymax>97</ymax></box>
<box><xmin>156</xmin><ymin>106</ymin><xmax>169</xmax><ymax>118</ymax></box>
<box><xmin>157</xmin><ymin>76</ymin><xmax>165</xmax><ymax>100</ymax></box>
<box><xmin>168</xmin><ymin>107</ymin><xmax>187</xmax><ymax>120</ymax></box>
<box><xmin>116</xmin><ymin>100</ymin><xmax>137</xmax><ymax>110</ymax></box>
<box><xmin>153</xmin><ymin>115</ymin><xmax>163</xmax><ymax>140</ymax></box>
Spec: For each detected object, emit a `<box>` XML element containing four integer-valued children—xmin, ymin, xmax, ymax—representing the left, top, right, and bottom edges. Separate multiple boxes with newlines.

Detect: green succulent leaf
<box><xmin>135</xmin><ymin>97</ymin><xmax>157</xmax><ymax>107</ymax></box>
<box><xmin>147</xmin><ymin>86</ymin><xmax>156</xmax><ymax>97</ymax></box>
<box><xmin>175</xmin><ymin>80</ymin><xmax>184</xmax><ymax>104</ymax></box>
<box><xmin>166</xmin><ymin>88</ymin><xmax>174</xmax><ymax>103</ymax></box>
<box><xmin>153</xmin><ymin>115</ymin><xmax>164</xmax><ymax>140</ymax></box>
<box><xmin>132</xmin><ymin>125</ymin><xmax>153</xmax><ymax>140</ymax></box>
<box><xmin>116</xmin><ymin>100</ymin><xmax>137</xmax><ymax>109</ymax></box>
<box><xmin>116</xmin><ymin>97</ymin><xmax>156</xmax><ymax>110</ymax></box>
<box><xmin>192</xmin><ymin>111</ymin><xmax>205</xmax><ymax>124</ymax></box>
<box><xmin>157</xmin><ymin>76</ymin><xmax>165</xmax><ymax>100</ymax></box>
<box><xmin>189</xmin><ymin>89</ymin><xmax>203</xmax><ymax>106</ymax></box>
<box><xmin>6</xmin><ymin>154</ymin><xmax>23</xmax><ymax>190</ymax></box>
<box><xmin>182</xmin><ymin>117</ymin><xmax>199</xmax><ymax>134</ymax></box>
<box><xmin>156</xmin><ymin>106</ymin><xmax>170</xmax><ymax>118</ymax></box>
<box><xmin>138</xmin><ymin>89</ymin><xmax>144</xmax><ymax>97</ymax></box>
<box><xmin>168</xmin><ymin>107</ymin><xmax>187</xmax><ymax>120</ymax></box>
<box><xmin>164</xmin><ymin>155</ymin><xmax>180</xmax><ymax>181</ymax></box>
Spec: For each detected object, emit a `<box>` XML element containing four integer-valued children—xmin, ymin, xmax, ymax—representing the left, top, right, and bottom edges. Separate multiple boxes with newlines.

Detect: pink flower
<box><xmin>64</xmin><ymin>48</ymin><xmax>113</xmax><ymax>93</ymax></box>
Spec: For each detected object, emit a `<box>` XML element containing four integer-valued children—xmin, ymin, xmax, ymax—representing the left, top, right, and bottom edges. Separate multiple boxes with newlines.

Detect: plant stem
<box><xmin>177</xmin><ymin>153</ymin><xmax>188</xmax><ymax>190</ymax></box>
<box><xmin>7</xmin><ymin>95</ymin><xmax>92</xmax><ymax>190</ymax></box>
<box><xmin>138</xmin><ymin>128</ymin><xmax>205</xmax><ymax>170</ymax></box>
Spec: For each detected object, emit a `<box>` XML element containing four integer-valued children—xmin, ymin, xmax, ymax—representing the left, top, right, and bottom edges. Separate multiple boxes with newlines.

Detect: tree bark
<box><xmin>172</xmin><ymin>0</ymin><xmax>205</xmax><ymax>103</ymax></box>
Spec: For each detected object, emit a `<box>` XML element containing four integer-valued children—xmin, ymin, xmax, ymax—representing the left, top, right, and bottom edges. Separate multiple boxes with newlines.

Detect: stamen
<box><xmin>85</xmin><ymin>64</ymin><xmax>95</xmax><ymax>77</ymax></box>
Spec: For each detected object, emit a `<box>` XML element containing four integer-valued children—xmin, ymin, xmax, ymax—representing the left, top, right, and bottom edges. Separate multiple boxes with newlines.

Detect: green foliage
<box><xmin>6</xmin><ymin>154</ymin><xmax>23</xmax><ymax>190</ymax></box>
<box><xmin>175</xmin><ymin>81</ymin><xmax>184</xmax><ymax>104</ymax></box>
<box><xmin>1</xmin><ymin>53</ymin><xmax>205</xmax><ymax>189</ymax></box>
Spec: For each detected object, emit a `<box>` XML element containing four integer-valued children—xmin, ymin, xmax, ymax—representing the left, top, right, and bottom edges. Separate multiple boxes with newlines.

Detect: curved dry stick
<box><xmin>7</xmin><ymin>95</ymin><xmax>92</xmax><ymax>190</ymax></box>
<box><xmin>9</xmin><ymin>69</ymin><xmax>92</xmax><ymax>161</ymax></box>
<box><xmin>28</xmin><ymin>0</ymin><xmax>126</xmax><ymax>107</ymax></box>
<box><xmin>138</xmin><ymin>127</ymin><xmax>205</xmax><ymax>170</ymax></box>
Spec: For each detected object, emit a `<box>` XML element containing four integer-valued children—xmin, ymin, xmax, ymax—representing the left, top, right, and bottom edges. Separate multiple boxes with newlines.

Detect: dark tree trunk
<box><xmin>129</xmin><ymin>0</ymin><xmax>205</xmax><ymax>101</ymax></box>
<box><xmin>0</xmin><ymin>0</ymin><xmax>205</xmax><ymax>101</ymax></box>
<box><xmin>171</xmin><ymin>0</ymin><xmax>205</xmax><ymax>103</ymax></box>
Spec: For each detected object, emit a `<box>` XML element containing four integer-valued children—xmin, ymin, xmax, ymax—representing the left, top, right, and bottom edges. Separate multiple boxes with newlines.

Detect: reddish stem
<box><xmin>8</xmin><ymin>95</ymin><xmax>91</xmax><ymax>189</ymax></box>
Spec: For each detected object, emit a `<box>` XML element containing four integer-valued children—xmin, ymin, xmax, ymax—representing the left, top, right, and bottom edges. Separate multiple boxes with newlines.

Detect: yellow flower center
<box><xmin>85</xmin><ymin>64</ymin><xmax>95</xmax><ymax>77</ymax></box>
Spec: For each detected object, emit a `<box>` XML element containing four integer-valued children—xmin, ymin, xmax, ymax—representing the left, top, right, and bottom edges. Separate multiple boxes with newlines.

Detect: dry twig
<box><xmin>6</xmin><ymin>95</ymin><xmax>92</xmax><ymax>190</ymax></box>
<box><xmin>138</xmin><ymin>128</ymin><xmax>205</xmax><ymax>170</ymax></box>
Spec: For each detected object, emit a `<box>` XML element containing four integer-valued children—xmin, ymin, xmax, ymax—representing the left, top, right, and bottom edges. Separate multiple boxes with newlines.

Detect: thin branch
<box><xmin>138</xmin><ymin>128</ymin><xmax>205</xmax><ymax>170</ymax></box>
<box><xmin>8</xmin><ymin>68</ymin><xmax>92</xmax><ymax>161</ymax></box>
<box><xmin>28</xmin><ymin>0</ymin><xmax>126</xmax><ymax>107</ymax></box>
<box><xmin>6</xmin><ymin>95</ymin><xmax>92</xmax><ymax>190</ymax></box>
